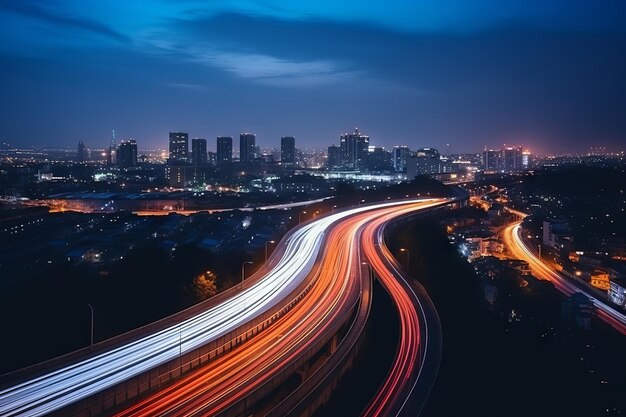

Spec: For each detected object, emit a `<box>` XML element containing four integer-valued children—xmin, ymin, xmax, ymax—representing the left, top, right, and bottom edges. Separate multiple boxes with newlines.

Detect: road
<box><xmin>111</xmin><ymin>199</ymin><xmax>449</xmax><ymax>416</ymax></box>
<box><xmin>502</xmin><ymin>212</ymin><xmax>626</xmax><ymax>335</ymax></box>
<box><xmin>360</xmin><ymin>209</ymin><xmax>442</xmax><ymax>417</ymax></box>
<box><xmin>0</xmin><ymin>198</ymin><xmax>442</xmax><ymax>417</ymax></box>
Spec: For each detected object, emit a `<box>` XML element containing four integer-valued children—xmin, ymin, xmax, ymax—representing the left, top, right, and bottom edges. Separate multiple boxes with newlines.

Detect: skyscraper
<box><xmin>392</xmin><ymin>146</ymin><xmax>409</xmax><ymax>172</ymax></box>
<box><xmin>281</xmin><ymin>136</ymin><xmax>296</xmax><ymax>164</ymax></box>
<box><xmin>169</xmin><ymin>132</ymin><xmax>189</xmax><ymax>162</ymax></box>
<box><xmin>77</xmin><ymin>141</ymin><xmax>88</xmax><ymax>162</ymax></box>
<box><xmin>118</xmin><ymin>139</ymin><xmax>138</xmax><ymax>168</ymax></box>
<box><xmin>327</xmin><ymin>145</ymin><xmax>340</xmax><ymax>169</ymax></box>
<box><xmin>216</xmin><ymin>136</ymin><xmax>233</xmax><ymax>164</ymax></box>
<box><xmin>339</xmin><ymin>128</ymin><xmax>369</xmax><ymax>169</ymax></box>
<box><xmin>107</xmin><ymin>130</ymin><xmax>117</xmax><ymax>166</ymax></box>
<box><xmin>407</xmin><ymin>147</ymin><xmax>442</xmax><ymax>178</ymax></box>
<box><xmin>191</xmin><ymin>138</ymin><xmax>207</xmax><ymax>166</ymax></box>
<box><xmin>503</xmin><ymin>146</ymin><xmax>523</xmax><ymax>172</ymax></box>
<box><xmin>240</xmin><ymin>133</ymin><xmax>256</xmax><ymax>163</ymax></box>
<box><xmin>483</xmin><ymin>148</ymin><xmax>502</xmax><ymax>172</ymax></box>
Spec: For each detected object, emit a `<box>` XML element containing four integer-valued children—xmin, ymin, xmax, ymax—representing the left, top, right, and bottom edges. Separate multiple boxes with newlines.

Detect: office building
<box><xmin>406</xmin><ymin>147</ymin><xmax>442</xmax><ymax>178</ymax></box>
<box><xmin>503</xmin><ymin>146</ymin><xmax>523</xmax><ymax>172</ymax></box>
<box><xmin>240</xmin><ymin>133</ymin><xmax>256</xmax><ymax>163</ymax></box>
<box><xmin>77</xmin><ymin>141</ymin><xmax>88</xmax><ymax>162</ymax></box>
<box><xmin>483</xmin><ymin>148</ymin><xmax>502</xmax><ymax>172</ymax></box>
<box><xmin>216</xmin><ymin>136</ymin><xmax>233</xmax><ymax>164</ymax></box>
<box><xmin>327</xmin><ymin>145</ymin><xmax>340</xmax><ymax>169</ymax></box>
<box><xmin>281</xmin><ymin>136</ymin><xmax>296</xmax><ymax>164</ymax></box>
<box><xmin>339</xmin><ymin>128</ymin><xmax>369</xmax><ymax>169</ymax></box>
<box><xmin>169</xmin><ymin>132</ymin><xmax>189</xmax><ymax>162</ymax></box>
<box><xmin>392</xmin><ymin>146</ymin><xmax>410</xmax><ymax>172</ymax></box>
<box><xmin>118</xmin><ymin>139</ymin><xmax>138</xmax><ymax>168</ymax></box>
<box><xmin>367</xmin><ymin>147</ymin><xmax>392</xmax><ymax>171</ymax></box>
<box><xmin>191</xmin><ymin>138</ymin><xmax>207</xmax><ymax>166</ymax></box>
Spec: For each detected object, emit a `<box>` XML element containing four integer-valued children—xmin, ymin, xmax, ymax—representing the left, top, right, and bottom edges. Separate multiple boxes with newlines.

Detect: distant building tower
<box><xmin>367</xmin><ymin>147</ymin><xmax>392</xmax><ymax>172</ymax></box>
<box><xmin>483</xmin><ymin>148</ymin><xmax>502</xmax><ymax>172</ymax></box>
<box><xmin>503</xmin><ymin>146</ymin><xmax>523</xmax><ymax>172</ymax></box>
<box><xmin>281</xmin><ymin>136</ymin><xmax>296</xmax><ymax>164</ymax></box>
<box><xmin>118</xmin><ymin>139</ymin><xmax>138</xmax><ymax>168</ymax></box>
<box><xmin>339</xmin><ymin>128</ymin><xmax>369</xmax><ymax>169</ymax></box>
<box><xmin>406</xmin><ymin>147</ymin><xmax>442</xmax><ymax>178</ymax></box>
<box><xmin>240</xmin><ymin>132</ymin><xmax>256</xmax><ymax>163</ymax></box>
<box><xmin>107</xmin><ymin>130</ymin><xmax>117</xmax><ymax>166</ymax></box>
<box><xmin>169</xmin><ymin>132</ymin><xmax>189</xmax><ymax>162</ymax></box>
<box><xmin>77</xmin><ymin>141</ymin><xmax>88</xmax><ymax>162</ymax></box>
<box><xmin>327</xmin><ymin>145</ymin><xmax>340</xmax><ymax>169</ymax></box>
<box><xmin>191</xmin><ymin>138</ymin><xmax>207</xmax><ymax>166</ymax></box>
<box><xmin>216</xmin><ymin>136</ymin><xmax>233</xmax><ymax>164</ymax></box>
<box><xmin>392</xmin><ymin>146</ymin><xmax>409</xmax><ymax>172</ymax></box>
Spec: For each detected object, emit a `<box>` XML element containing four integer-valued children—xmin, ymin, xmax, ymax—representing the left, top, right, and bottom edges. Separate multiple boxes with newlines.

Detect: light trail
<box><xmin>502</xmin><ymin>215</ymin><xmax>626</xmax><ymax>335</ymax></box>
<box><xmin>111</xmin><ymin>200</ymin><xmax>447</xmax><ymax>417</ymax></box>
<box><xmin>360</xmin><ymin>205</ymin><xmax>443</xmax><ymax>417</ymax></box>
<box><xmin>0</xmin><ymin>199</ymin><xmax>440</xmax><ymax>417</ymax></box>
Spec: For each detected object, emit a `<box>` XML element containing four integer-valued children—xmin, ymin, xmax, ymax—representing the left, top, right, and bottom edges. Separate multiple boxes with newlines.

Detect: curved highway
<box><xmin>503</xmin><ymin>215</ymin><xmax>626</xmax><ymax>335</ymax></box>
<box><xmin>360</xmin><ymin>206</ymin><xmax>443</xmax><ymax>417</ymax></box>
<box><xmin>0</xmin><ymin>199</ymin><xmax>441</xmax><ymax>417</ymax></box>
<box><xmin>113</xmin><ymin>199</ymin><xmax>449</xmax><ymax>417</ymax></box>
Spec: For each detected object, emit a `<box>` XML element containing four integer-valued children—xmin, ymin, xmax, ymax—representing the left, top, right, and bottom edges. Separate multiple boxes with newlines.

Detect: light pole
<box><xmin>331</xmin><ymin>205</ymin><xmax>338</xmax><ymax>214</ymax></box>
<box><xmin>265</xmin><ymin>240</ymin><xmax>275</xmax><ymax>261</ymax></box>
<box><xmin>87</xmin><ymin>303</ymin><xmax>94</xmax><ymax>351</ymax></box>
<box><xmin>298</xmin><ymin>211</ymin><xmax>307</xmax><ymax>223</ymax></box>
<box><xmin>241</xmin><ymin>261</ymin><xmax>253</xmax><ymax>286</ymax></box>
<box><xmin>538</xmin><ymin>244</ymin><xmax>542</xmax><ymax>260</ymax></box>
<box><xmin>400</xmin><ymin>248</ymin><xmax>410</xmax><ymax>271</ymax></box>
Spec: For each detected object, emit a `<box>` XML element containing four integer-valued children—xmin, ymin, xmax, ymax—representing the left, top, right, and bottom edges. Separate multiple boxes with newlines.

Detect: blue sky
<box><xmin>1</xmin><ymin>0</ymin><xmax>625</xmax><ymax>153</ymax></box>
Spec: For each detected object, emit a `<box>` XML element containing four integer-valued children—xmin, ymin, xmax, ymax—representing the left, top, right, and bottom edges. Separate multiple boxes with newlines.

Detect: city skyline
<box><xmin>1</xmin><ymin>1</ymin><xmax>626</xmax><ymax>153</ymax></box>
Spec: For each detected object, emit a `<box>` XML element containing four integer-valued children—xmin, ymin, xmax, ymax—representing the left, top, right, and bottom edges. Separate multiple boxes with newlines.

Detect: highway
<box><xmin>502</xmin><ymin>212</ymin><xmax>626</xmax><ymax>335</ymax></box>
<box><xmin>0</xmin><ymin>198</ymin><xmax>442</xmax><ymax>417</ymax></box>
<box><xmin>111</xmin><ymin>199</ymin><xmax>448</xmax><ymax>416</ymax></box>
<box><xmin>360</xmin><ymin>208</ymin><xmax>442</xmax><ymax>417</ymax></box>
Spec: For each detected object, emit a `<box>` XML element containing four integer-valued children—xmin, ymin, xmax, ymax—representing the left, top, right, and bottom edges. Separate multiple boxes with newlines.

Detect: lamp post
<box><xmin>538</xmin><ymin>244</ymin><xmax>542</xmax><ymax>260</ymax></box>
<box><xmin>241</xmin><ymin>261</ymin><xmax>253</xmax><ymax>286</ymax></box>
<box><xmin>331</xmin><ymin>205</ymin><xmax>338</xmax><ymax>214</ymax></box>
<box><xmin>87</xmin><ymin>303</ymin><xmax>94</xmax><ymax>351</ymax></box>
<box><xmin>265</xmin><ymin>240</ymin><xmax>275</xmax><ymax>261</ymax></box>
<box><xmin>400</xmin><ymin>248</ymin><xmax>410</xmax><ymax>271</ymax></box>
<box><xmin>298</xmin><ymin>211</ymin><xmax>307</xmax><ymax>223</ymax></box>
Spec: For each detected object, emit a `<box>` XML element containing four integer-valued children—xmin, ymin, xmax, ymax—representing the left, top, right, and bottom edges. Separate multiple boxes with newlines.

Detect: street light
<box><xmin>299</xmin><ymin>211</ymin><xmax>307</xmax><ymax>223</ymax></box>
<box><xmin>400</xmin><ymin>248</ymin><xmax>410</xmax><ymax>271</ymax></box>
<box><xmin>241</xmin><ymin>261</ymin><xmax>253</xmax><ymax>285</ymax></box>
<box><xmin>87</xmin><ymin>303</ymin><xmax>94</xmax><ymax>351</ymax></box>
<box><xmin>265</xmin><ymin>240</ymin><xmax>275</xmax><ymax>261</ymax></box>
<box><xmin>331</xmin><ymin>205</ymin><xmax>338</xmax><ymax>214</ymax></box>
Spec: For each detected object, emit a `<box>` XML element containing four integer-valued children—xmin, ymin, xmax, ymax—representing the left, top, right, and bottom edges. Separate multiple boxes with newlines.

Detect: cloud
<box><xmin>0</xmin><ymin>0</ymin><xmax>129</xmax><ymax>43</ymax></box>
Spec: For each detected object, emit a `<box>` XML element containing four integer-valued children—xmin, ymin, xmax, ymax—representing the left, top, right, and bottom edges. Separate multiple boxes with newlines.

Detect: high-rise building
<box><xmin>392</xmin><ymin>146</ymin><xmax>410</xmax><ymax>172</ymax></box>
<box><xmin>327</xmin><ymin>145</ymin><xmax>340</xmax><ymax>169</ymax></box>
<box><xmin>240</xmin><ymin>133</ymin><xmax>256</xmax><ymax>163</ymax></box>
<box><xmin>339</xmin><ymin>128</ymin><xmax>369</xmax><ymax>169</ymax></box>
<box><xmin>169</xmin><ymin>132</ymin><xmax>189</xmax><ymax>162</ymax></box>
<box><xmin>503</xmin><ymin>146</ymin><xmax>523</xmax><ymax>172</ymax></box>
<box><xmin>216</xmin><ymin>136</ymin><xmax>233</xmax><ymax>164</ymax></box>
<box><xmin>77</xmin><ymin>141</ymin><xmax>88</xmax><ymax>162</ymax></box>
<box><xmin>118</xmin><ymin>139</ymin><xmax>138</xmax><ymax>168</ymax></box>
<box><xmin>281</xmin><ymin>136</ymin><xmax>296</xmax><ymax>164</ymax></box>
<box><xmin>406</xmin><ymin>147</ymin><xmax>442</xmax><ymax>178</ymax></box>
<box><xmin>107</xmin><ymin>130</ymin><xmax>117</xmax><ymax>166</ymax></box>
<box><xmin>191</xmin><ymin>138</ymin><xmax>207</xmax><ymax>166</ymax></box>
<box><xmin>367</xmin><ymin>147</ymin><xmax>392</xmax><ymax>171</ymax></box>
<box><xmin>208</xmin><ymin>151</ymin><xmax>217</xmax><ymax>166</ymax></box>
<box><xmin>483</xmin><ymin>148</ymin><xmax>502</xmax><ymax>172</ymax></box>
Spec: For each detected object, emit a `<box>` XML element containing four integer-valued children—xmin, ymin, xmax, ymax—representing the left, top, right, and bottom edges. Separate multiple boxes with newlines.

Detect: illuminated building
<box><xmin>169</xmin><ymin>132</ymin><xmax>189</xmax><ymax>162</ymax></box>
<box><xmin>239</xmin><ymin>133</ymin><xmax>256</xmax><ymax>163</ymax></box>
<box><xmin>191</xmin><ymin>138</ymin><xmax>207</xmax><ymax>166</ymax></box>
<box><xmin>118</xmin><ymin>139</ymin><xmax>138</xmax><ymax>168</ymax></box>
<box><xmin>77</xmin><ymin>141</ymin><xmax>88</xmax><ymax>162</ymax></box>
<box><xmin>339</xmin><ymin>128</ymin><xmax>369</xmax><ymax>169</ymax></box>
<box><xmin>392</xmin><ymin>146</ymin><xmax>409</xmax><ymax>172</ymax></box>
<box><xmin>216</xmin><ymin>136</ymin><xmax>233</xmax><ymax>164</ymax></box>
<box><xmin>281</xmin><ymin>136</ymin><xmax>296</xmax><ymax>164</ymax></box>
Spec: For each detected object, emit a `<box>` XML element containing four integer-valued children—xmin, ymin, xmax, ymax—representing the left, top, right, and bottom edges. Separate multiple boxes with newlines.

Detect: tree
<box><xmin>189</xmin><ymin>270</ymin><xmax>218</xmax><ymax>301</ymax></box>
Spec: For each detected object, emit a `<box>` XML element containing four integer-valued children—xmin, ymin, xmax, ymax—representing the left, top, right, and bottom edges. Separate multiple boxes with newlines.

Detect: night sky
<box><xmin>1</xmin><ymin>1</ymin><xmax>625</xmax><ymax>153</ymax></box>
